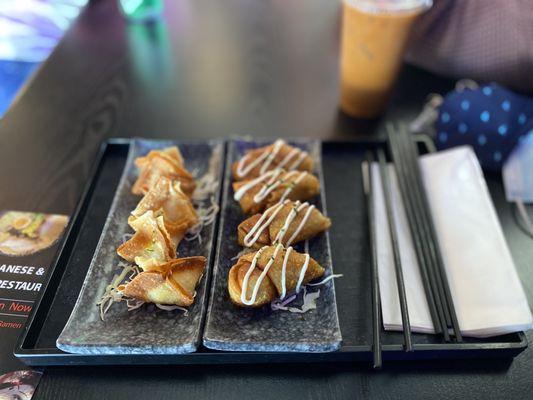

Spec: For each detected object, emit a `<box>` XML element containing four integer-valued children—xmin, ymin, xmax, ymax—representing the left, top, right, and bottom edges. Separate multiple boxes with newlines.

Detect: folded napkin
<box><xmin>372</xmin><ymin>146</ymin><xmax>533</xmax><ymax>338</ymax></box>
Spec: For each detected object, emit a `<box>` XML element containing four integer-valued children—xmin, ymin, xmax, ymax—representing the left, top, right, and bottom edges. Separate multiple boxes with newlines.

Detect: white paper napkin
<box><xmin>372</xmin><ymin>146</ymin><xmax>533</xmax><ymax>338</ymax></box>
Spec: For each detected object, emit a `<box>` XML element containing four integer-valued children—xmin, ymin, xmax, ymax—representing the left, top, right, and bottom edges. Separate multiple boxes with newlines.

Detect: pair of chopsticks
<box><xmin>362</xmin><ymin>155</ymin><xmax>383</xmax><ymax>369</ymax></box>
<box><xmin>363</xmin><ymin>124</ymin><xmax>462</xmax><ymax>368</ymax></box>
<box><xmin>363</xmin><ymin>146</ymin><xmax>414</xmax><ymax>369</ymax></box>
<box><xmin>386</xmin><ymin>123</ymin><xmax>462</xmax><ymax>342</ymax></box>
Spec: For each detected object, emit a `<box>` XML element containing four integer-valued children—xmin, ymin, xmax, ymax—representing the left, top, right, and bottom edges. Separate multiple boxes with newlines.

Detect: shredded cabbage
<box><xmin>121</xmin><ymin>233</ymin><xmax>133</xmax><ymax>244</ymax></box>
<box><xmin>307</xmin><ymin>274</ymin><xmax>343</xmax><ymax>286</ymax></box>
<box><xmin>271</xmin><ymin>294</ymin><xmax>297</xmax><ymax>311</ymax></box>
<box><xmin>230</xmin><ymin>247</ymin><xmax>255</xmax><ymax>261</ymax></box>
<box><xmin>97</xmin><ymin>263</ymin><xmax>136</xmax><ymax>320</ymax></box>
<box><xmin>185</xmin><ymin>196</ymin><xmax>219</xmax><ymax>244</ymax></box>
<box><xmin>287</xmin><ymin>288</ymin><xmax>320</xmax><ymax>314</ymax></box>
<box><xmin>126</xmin><ymin>299</ymin><xmax>145</xmax><ymax>311</ymax></box>
<box><xmin>192</xmin><ymin>173</ymin><xmax>218</xmax><ymax>203</ymax></box>
<box><xmin>155</xmin><ymin>303</ymin><xmax>189</xmax><ymax>315</ymax></box>
<box><xmin>185</xmin><ymin>159</ymin><xmax>221</xmax><ymax>243</ymax></box>
<box><xmin>270</xmin><ymin>273</ymin><xmax>342</xmax><ymax>314</ymax></box>
<box><xmin>271</xmin><ymin>287</ymin><xmax>321</xmax><ymax>314</ymax></box>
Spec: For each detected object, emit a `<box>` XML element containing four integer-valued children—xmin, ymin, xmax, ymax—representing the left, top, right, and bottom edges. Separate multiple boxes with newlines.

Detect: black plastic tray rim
<box><xmin>14</xmin><ymin>138</ymin><xmax>528</xmax><ymax>366</ymax></box>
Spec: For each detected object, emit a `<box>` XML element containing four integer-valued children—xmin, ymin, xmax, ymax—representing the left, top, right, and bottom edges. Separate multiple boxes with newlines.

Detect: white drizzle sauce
<box><xmin>233</xmin><ymin>169</ymin><xmax>308</xmax><ymax>206</ymax></box>
<box><xmin>242</xmin><ymin>201</ymin><xmax>288</xmax><ymax>247</ymax></box>
<box><xmin>235</xmin><ymin>147</ymin><xmax>272</xmax><ymax>178</ymax></box>
<box><xmin>259</xmin><ymin>139</ymin><xmax>284</xmax><ymax>174</ymax></box>
<box><xmin>240</xmin><ymin>244</ymin><xmax>311</xmax><ymax>304</ymax></box>
<box><xmin>280</xmin><ymin>246</ymin><xmax>292</xmax><ymax>299</ymax></box>
<box><xmin>235</xmin><ymin>140</ymin><xmax>316</xmax><ymax>305</ymax></box>
<box><xmin>278</xmin><ymin>171</ymin><xmax>308</xmax><ymax>203</ymax></box>
<box><xmin>235</xmin><ymin>140</ymin><xmax>309</xmax><ymax>178</ymax></box>
<box><xmin>252</xmin><ymin>169</ymin><xmax>289</xmax><ymax>202</ymax></box>
<box><xmin>242</xmin><ymin>200</ymin><xmax>316</xmax><ymax>248</ymax></box>
<box><xmin>279</xmin><ymin>143</ymin><xmax>308</xmax><ymax>171</ymax></box>
<box><xmin>233</xmin><ymin>170</ymin><xmax>277</xmax><ymax>201</ymax></box>
<box><xmin>275</xmin><ymin>202</ymin><xmax>315</xmax><ymax>246</ymax></box>
<box><xmin>240</xmin><ymin>244</ymin><xmax>282</xmax><ymax>305</ymax></box>
<box><xmin>276</xmin><ymin>147</ymin><xmax>299</xmax><ymax>170</ymax></box>
<box><xmin>281</xmin><ymin>247</ymin><xmax>310</xmax><ymax>299</ymax></box>
<box><xmin>295</xmin><ymin>252</ymin><xmax>311</xmax><ymax>295</ymax></box>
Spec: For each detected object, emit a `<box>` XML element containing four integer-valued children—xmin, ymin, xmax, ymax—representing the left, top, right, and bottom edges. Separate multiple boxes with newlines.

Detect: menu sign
<box><xmin>0</xmin><ymin>211</ymin><xmax>68</xmax><ymax>399</ymax></box>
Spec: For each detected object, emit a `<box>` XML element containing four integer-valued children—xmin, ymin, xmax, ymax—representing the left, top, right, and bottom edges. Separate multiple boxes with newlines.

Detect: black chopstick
<box><xmin>389</xmin><ymin>128</ymin><xmax>450</xmax><ymax>339</ymax></box>
<box><xmin>398</xmin><ymin>126</ymin><xmax>463</xmax><ymax>342</ymax></box>
<box><xmin>387</xmin><ymin>126</ymin><xmax>448</xmax><ymax>340</ymax></box>
<box><xmin>395</xmin><ymin>127</ymin><xmax>452</xmax><ymax>328</ymax></box>
<box><xmin>376</xmin><ymin>148</ymin><xmax>413</xmax><ymax>352</ymax></box>
<box><xmin>388</xmin><ymin>128</ymin><xmax>450</xmax><ymax>340</ymax></box>
<box><xmin>363</xmin><ymin>152</ymin><xmax>382</xmax><ymax>369</ymax></box>
<box><xmin>394</xmin><ymin>128</ymin><xmax>452</xmax><ymax>329</ymax></box>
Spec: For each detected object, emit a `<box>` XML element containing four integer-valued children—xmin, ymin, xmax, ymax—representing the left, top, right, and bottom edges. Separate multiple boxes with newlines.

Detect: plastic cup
<box><xmin>340</xmin><ymin>0</ymin><xmax>432</xmax><ymax>118</ymax></box>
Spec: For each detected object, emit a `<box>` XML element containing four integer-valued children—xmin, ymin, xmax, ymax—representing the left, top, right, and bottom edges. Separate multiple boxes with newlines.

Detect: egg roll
<box><xmin>132</xmin><ymin>146</ymin><xmax>196</xmax><ymax>197</ymax></box>
<box><xmin>233</xmin><ymin>169</ymin><xmax>320</xmax><ymax>215</ymax></box>
<box><xmin>228</xmin><ymin>245</ymin><xmax>325</xmax><ymax>307</ymax></box>
<box><xmin>129</xmin><ymin>176</ymin><xmax>198</xmax><ymax>248</ymax></box>
<box><xmin>120</xmin><ymin>256</ymin><xmax>206</xmax><ymax>306</ymax></box>
<box><xmin>232</xmin><ymin>140</ymin><xmax>313</xmax><ymax>181</ymax></box>
<box><xmin>237</xmin><ymin>200</ymin><xmax>331</xmax><ymax>249</ymax></box>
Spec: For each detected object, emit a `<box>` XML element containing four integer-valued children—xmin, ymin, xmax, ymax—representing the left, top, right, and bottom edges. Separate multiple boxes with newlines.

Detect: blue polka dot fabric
<box><xmin>435</xmin><ymin>83</ymin><xmax>533</xmax><ymax>170</ymax></box>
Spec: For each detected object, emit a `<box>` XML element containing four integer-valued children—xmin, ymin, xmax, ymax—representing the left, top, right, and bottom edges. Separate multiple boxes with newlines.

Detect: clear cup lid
<box><xmin>345</xmin><ymin>0</ymin><xmax>433</xmax><ymax>13</ymax></box>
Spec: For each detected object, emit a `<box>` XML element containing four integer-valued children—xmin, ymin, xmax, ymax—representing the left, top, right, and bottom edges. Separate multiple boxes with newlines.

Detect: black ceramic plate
<box><xmin>203</xmin><ymin>139</ymin><xmax>342</xmax><ymax>352</ymax></box>
<box><xmin>56</xmin><ymin>139</ymin><xmax>224</xmax><ymax>354</ymax></box>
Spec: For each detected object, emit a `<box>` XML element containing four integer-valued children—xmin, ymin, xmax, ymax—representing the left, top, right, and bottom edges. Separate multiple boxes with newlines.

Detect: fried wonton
<box><xmin>237</xmin><ymin>201</ymin><xmax>331</xmax><ymax>248</ymax></box>
<box><xmin>120</xmin><ymin>256</ymin><xmax>206</xmax><ymax>306</ymax></box>
<box><xmin>228</xmin><ymin>245</ymin><xmax>325</xmax><ymax>307</ymax></box>
<box><xmin>117</xmin><ymin>211</ymin><xmax>175</xmax><ymax>271</ymax></box>
<box><xmin>231</xmin><ymin>140</ymin><xmax>314</xmax><ymax>181</ymax></box>
<box><xmin>132</xmin><ymin>146</ymin><xmax>196</xmax><ymax>197</ymax></box>
<box><xmin>129</xmin><ymin>176</ymin><xmax>198</xmax><ymax>248</ymax></box>
<box><xmin>136</xmin><ymin>146</ymin><xmax>184</xmax><ymax>170</ymax></box>
<box><xmin>233</xmin><ymin>169</ymin><xmax>320</xmax><ymax>215</ymax></box>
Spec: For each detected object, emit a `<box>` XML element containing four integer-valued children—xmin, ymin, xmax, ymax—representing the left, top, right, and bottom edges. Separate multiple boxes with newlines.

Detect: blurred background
<box><xmin>0</xmin><ymin>0</ymin><xmax>87</xmax><ymax>115</ymax></box>
<box><xmin>1</xmin><ymin>0</ymin><xmax>531</xmax><ymax>180</ymax></box>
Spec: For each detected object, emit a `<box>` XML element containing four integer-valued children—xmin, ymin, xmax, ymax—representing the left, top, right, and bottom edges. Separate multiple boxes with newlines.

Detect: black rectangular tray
<box><xmin>14</xmin><ymin>138</ymin><xmax>528</xmax><ymax>366</ymax></box>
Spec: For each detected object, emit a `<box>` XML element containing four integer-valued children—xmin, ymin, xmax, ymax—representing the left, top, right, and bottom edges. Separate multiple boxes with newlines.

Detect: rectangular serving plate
<box><xmin>14</xmin><ymin>139</ymin><xmax>527</xmax><ymax>366</ymax></box>
<box><xmin>203</xmin><ymin>139</ymin><xmax>342</xmax><ymax>352</ymax></box>
<box><xmin>55</xmin><ymin>138</ymin><xmax>224</xmax><ymax>354</ymax></box>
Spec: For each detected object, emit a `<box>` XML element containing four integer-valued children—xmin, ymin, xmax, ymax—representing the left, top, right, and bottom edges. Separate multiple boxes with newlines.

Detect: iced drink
<box><xmin>340</xmin><ymin>0</ymin><xmax>431</xmax><ymax>118</ymax></box>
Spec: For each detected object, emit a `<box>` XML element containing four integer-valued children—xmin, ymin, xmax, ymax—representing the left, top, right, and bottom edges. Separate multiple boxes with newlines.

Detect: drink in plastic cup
<box><xmin>340</xmin><ymin>0</ymin><xmax>432</xmax><ymax>118</ymax></box>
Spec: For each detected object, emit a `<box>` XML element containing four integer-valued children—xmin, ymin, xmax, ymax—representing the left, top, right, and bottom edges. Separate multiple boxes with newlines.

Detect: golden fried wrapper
<box><xmin>129</xmin><ymin>176</ymin><xmax>198</xmax><ymax>248</ymax></box>
<box><xmin>228</xmin><ymin>245</ymin><xmax>325</xmax><ymax>308</ymax></box>
<box><xmin>117</xmin><ymin>211</ymin><xmax>175</xmax><ymax>270</ymax></box>
<box><xmin>228</xmin><ymin>258</ymin><xmax>277</xmax><ymax>307</ymax></box>
<box><xmin>238</xmin><ymin>214</ymin><xmax>270</xmax><ymax>248</ymax></box>
<box><xmin>231</xmin><ymin>140</ymin><xmax>313</xmax><ymax>181</ymax></box>
<box><xmin>132</xmin><ymin>146</ymin><xmax>196</xmax><ymax>197</ymax></box>
<box><xmin>121</xmin><ymin>256</ymin><xmax>206</xmax><ymax>306</ymax></box>
<box><xmin>237</xmin><ymin>201</ymin><xmax>331</xmax><ymax>248</ymax></box>
<box><xmin>136</xmin><ymin>146</ymin><xmax>184</xmax><ymax>170</ymax></box>
<box><xmin>250</xmin><ymin>245</ymin><xmax>324</xmax><ymax>296</ymax></box>
<box><xmin>233</xmin><ymin>170</ymin><xmax>320</xmax><ymax>215</ymax></box>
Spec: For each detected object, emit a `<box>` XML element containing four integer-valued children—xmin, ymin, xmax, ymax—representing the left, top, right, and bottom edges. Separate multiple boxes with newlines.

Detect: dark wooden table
<box><xmin>1</xmin><ymin>0</ymin><xmax>531</xmax><ymax>398</ymax></box>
